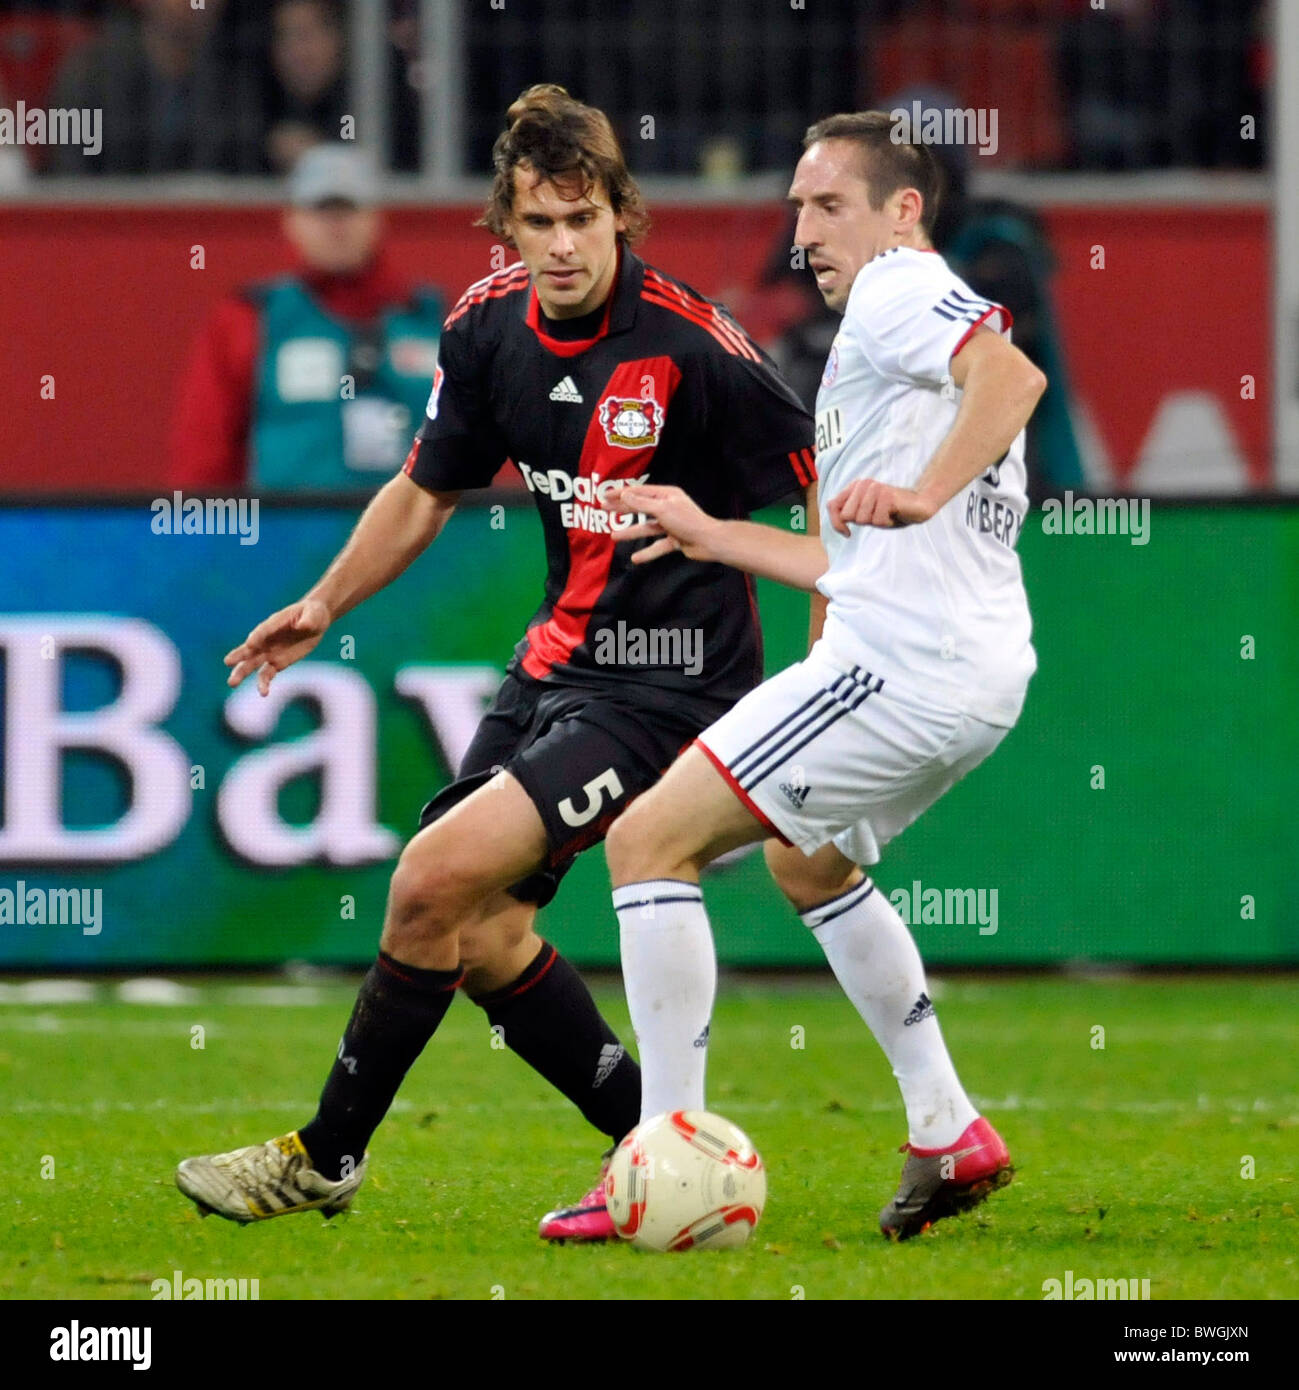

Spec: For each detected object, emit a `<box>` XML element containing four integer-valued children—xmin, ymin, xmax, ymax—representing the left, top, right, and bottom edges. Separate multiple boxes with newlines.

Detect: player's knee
<box><xmin>603</xmin><ymin>808</ymin><xmax>643</xmax><ymax>882</ymax></box>
<box><xmin>605</xmin><ymin>793</ymin><xmax>673</xmax><ymax>884</ymax></box>
<box><xmin>386</xmin><ymin>837</ymin><xmax>482</xmax><ymax>938</ymax></box>
<box><xmin>764</xmin><ymin>839</ymin><xmax>857</xmax><ymax>913</ymax></box>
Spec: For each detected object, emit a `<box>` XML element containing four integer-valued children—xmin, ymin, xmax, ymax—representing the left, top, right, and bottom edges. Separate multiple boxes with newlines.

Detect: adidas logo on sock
<box><xmin>778</xmin><ymin>780</ymin><xmax>810</xmax><ymax>809</ymax></box>
<box><xmin>549</xmin><ymin>375</ymin><xmax>584</xmax><ymax>403</ymax></box>
<box><xmin>903</xmin><ymin>993</ymin><xmax>934</xmax><ymax>1027</ymax></box>
<box><xmin>592</xmin><ymin>1042</ymin><xmax>625</xmax><ymax>1089</ymax></box>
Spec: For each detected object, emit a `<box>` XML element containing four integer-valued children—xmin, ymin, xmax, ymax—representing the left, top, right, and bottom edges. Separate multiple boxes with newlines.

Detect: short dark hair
<box><xmin>479</xmin><ymin>84</ymin><xmax>650</xmax><ymax>246</ymax></box>
<box><xmin>803</xmin><ymin>110</ymin><xmax>944</xmax><ymax>238</ymax></box>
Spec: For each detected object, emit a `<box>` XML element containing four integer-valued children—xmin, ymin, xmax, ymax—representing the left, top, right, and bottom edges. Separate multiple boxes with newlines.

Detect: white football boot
<box><xmin>176</xmin><ymin>1132</ymin><xmax>367</xmax><ymax>1224</ymax></box>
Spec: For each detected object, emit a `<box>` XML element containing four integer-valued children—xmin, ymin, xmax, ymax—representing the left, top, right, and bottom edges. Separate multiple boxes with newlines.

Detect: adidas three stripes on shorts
<box><xmin>694</xmin><ymin>642</ymin><xmax>1009</xmax><ymax>866</ymax></box>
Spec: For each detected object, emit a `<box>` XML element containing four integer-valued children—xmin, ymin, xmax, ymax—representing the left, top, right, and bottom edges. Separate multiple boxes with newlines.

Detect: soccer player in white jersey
<box><xmin>599</xmin><ymin>111</ymin><xmax>1047</xmax><ymax>1240</ymax></box>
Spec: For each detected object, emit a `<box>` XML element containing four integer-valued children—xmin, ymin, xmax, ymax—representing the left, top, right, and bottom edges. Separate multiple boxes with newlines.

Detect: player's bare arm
<box><xmin>605</xmin><ymin>482</ymin><xmax>827</xmax><ymax>593</ymax></box>
<box><xmin>805</xmin><ymin>481</ymin><xmax>828</xmax><ymax>645</ymax></box>
<box><xmin>827</xmin><ymin>329</ymin><xmax>1046</xmax><ymax>535</ymax></box>
<box><xmin>224</xmin><ymin>472</ymin><xmax>458</xmax><ymax>695</ymax></box>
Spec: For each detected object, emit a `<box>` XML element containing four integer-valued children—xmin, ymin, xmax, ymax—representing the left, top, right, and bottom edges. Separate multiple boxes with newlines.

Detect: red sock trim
<box><xmin>377</xmin><ymin>952</ymin><xmax>465</xmax><ymax>991</ymax></box>
<box><xmin>465</xmin><ymin>942</ymin><xmax>560</xmax><ymax>1007</ymax></box>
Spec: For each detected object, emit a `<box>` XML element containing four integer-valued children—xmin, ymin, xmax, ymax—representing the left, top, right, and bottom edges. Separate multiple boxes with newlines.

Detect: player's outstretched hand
<box><xmin>827</xmin><ymin>479</ymin><xmax>937</xmax><ymax>535</ymax></box>
<box><xmin>603</xmin><ymin>483</ymin><xmax>722</xmax><ymax>564</ymax></box>
<box><xmin>223</xmin><ymin>596</ymin><xmax>332</xmax><ymax>695</ymax></box>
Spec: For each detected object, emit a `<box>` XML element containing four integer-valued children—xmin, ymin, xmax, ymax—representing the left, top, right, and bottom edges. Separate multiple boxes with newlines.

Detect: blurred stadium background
<box><xmin>1</xmin><ymin>0</ymin><xmax>1294</xmax><ymax>972</ymax></box>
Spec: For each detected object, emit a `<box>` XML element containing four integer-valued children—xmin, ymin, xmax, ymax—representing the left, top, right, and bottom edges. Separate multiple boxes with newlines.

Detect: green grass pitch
<box><xmin>3</xmin><ymin>972</ymin><xmax>1296</xmax><ymax>1301</ymax></box>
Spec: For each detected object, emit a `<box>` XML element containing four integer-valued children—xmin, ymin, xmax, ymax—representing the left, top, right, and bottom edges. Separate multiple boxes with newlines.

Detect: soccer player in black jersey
<box><xmin>175</xmin><ymin>84</ymin><xmax>817</xmax><ymax>1238</ymax></box>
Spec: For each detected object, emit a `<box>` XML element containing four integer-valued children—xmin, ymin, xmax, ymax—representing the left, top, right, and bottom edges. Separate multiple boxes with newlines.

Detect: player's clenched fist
<box><xmin>224</xmin><ymin>596</ymin><xmax>332</xmax><ymax>695</ymax></box>
<box><xmin>603</xmin><ymin>483</ymin><xmax>723</xmax><ymax>564</ymax></box>
<box><xmin>826</xmin><ymin>479</ymin><xmax>938</xmax><ymax>535</ymax></box>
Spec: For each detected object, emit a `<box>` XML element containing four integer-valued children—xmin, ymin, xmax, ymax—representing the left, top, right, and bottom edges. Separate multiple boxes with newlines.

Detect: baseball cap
<box><xmin>288</xmin><ymin>145</ymin><xmax>380</xmax><ymax>208</ymax></box>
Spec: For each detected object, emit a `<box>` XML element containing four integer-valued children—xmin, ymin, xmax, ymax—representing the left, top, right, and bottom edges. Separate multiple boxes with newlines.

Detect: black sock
<box><xmin>469</xmin><ymin>941</ymin><xmax>641</xmax><ymax>1147</ymax></box>
<box><xmin>299</xmin><ymin>952</ymin><xmax>463</xmax><ymax>1181</ymax></box>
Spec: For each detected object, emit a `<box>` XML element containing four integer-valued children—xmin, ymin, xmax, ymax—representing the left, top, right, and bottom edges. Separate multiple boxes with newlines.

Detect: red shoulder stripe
<box><xmin>642</xmin><ymin>270</ymin><xmax>757</xmax><ymax>352</ymax></box>
<box><xmin>642</xmin><ymin>272</ymin><xmax>761</xmax><ymax>362</ymax></box>
<box><xmin>643</xmin><ymin>267</ymin><xmax>715</xmax><ymax>309</ymax></box>
<box><xmin>454</xmin><ymin>261</ymin><xmax>529</xmax><ymax>305</ymax></box>
<box><xmin>641</xmin><ymin>289</ymin><xmax>743</xmax><ymax>356</ymax></box>
<box><xmin>708</xmin><ymin>310</ymin><xmax>762</xmax><ymax>363</ymax></box>
<box><xmin>445</xmin><ymin>266</ymin><xmax>530</xmax><ymax>328</ymax></box>
<box><xmin>445</xmin><ymin>270</ymin><xmax>530</xmax><ymax>327</ymax></box>
<box><xmin>641</xmin><ymin>270</ymin><xmax>761</xmax><ymax>360</ymax></box>
<box><xmin>641</xmin><ymin>288</ymin><xmax>761</xmax><ymax>362</ymax></box>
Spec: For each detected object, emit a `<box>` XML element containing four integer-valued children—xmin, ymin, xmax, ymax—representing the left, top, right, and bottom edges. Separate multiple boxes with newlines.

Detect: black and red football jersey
<box><xmin>403</xmin><ymin>246</ymin><xmax>816</xmax><ymax>707</ymax></box>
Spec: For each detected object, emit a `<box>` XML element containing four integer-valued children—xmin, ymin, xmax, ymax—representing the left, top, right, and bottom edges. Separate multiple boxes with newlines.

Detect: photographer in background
<box><xmin>168</xmin><ymin>145</ymin><xmax>446</xmax><ymax>493</ymax></box>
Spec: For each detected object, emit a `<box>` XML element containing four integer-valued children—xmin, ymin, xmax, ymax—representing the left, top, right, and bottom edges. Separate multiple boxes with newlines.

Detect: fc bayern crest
<box><xmin>822</xmin><ymin>342</ymin><xmax>840</xmax><ymax>388</ymax></box>
<box><xmin>600</xmin><ymin>395</ymin><xmax>664</xmax><ymax>449</ymax></box>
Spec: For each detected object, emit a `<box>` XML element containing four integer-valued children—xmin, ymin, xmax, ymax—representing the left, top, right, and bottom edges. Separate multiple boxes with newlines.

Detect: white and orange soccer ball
<box><xmin>605</xmin><ymin>1110</ymin><xmax>766</xmax><ymax>1252</ymax></box>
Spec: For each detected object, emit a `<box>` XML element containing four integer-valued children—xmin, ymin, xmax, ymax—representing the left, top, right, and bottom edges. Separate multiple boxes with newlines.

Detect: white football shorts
<box><xmin>694</xmin><ymin>643</ymin><xmax>1010</xmax><ymax>865</ymax></box>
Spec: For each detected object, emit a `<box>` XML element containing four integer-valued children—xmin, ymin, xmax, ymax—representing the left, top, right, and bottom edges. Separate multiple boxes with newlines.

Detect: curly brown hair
<box><xmin>477</xmin><ymin>84</ymin><xmax>650</xmax><ymax>246</ymax></box>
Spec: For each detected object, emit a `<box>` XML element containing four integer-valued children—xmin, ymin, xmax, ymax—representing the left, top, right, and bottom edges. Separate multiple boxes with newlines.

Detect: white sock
<box><xmin>613</xmin><ymin>879</ymin><xmax>716</xmax><ymax>1123</ymax></box>
<box><xmin>801</xmin><ymin>878</ymin><xmax>978</xmax><ymax>1149</ymax></box>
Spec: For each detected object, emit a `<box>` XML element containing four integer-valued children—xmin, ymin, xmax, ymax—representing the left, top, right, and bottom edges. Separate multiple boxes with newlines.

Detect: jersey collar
<box><xmin>524</xmin><ymin>244</ymin><xmax>643</xmax><ymax>356</ymax></box>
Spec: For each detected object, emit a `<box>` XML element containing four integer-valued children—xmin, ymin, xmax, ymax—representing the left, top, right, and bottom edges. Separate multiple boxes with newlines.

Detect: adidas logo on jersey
<box><xmin>778</xmin><ymin>780</ymin><xmax>810</xmax><ymax>810</ymax></box>
<box><xmin>592</xmin><ymin>1042</ymin><xmax>625</xmax><ymax>1089</ymax></box>
<box><xmin>549</xmin><ymin>375</ymin><xmax>584</xmax><ymax>403</ymax></box>
<box><xmin>903</xmin><ymin>993</ymin><xmax>935</xmax><ymax>1027</ymax></box>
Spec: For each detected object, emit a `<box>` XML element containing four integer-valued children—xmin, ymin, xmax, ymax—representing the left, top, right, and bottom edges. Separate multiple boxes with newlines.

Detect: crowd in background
<box><xmin>1</xmin><ymin>0</ymin><xmax>421</xmax><ymax>175</ymax></box>
<box><xmin>0</xmin><ymin>0</ymin><xmax>1272</xmax><ymax>179</ymax></box>
<box><xmin>1</xmin><ymin>0</ymin><xmax>1268</xmax><ymax>499</ymax></box>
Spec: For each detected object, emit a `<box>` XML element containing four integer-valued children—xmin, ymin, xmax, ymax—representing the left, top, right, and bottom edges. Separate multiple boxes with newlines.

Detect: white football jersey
<box><xmin>814</xmin><ymin>246</ymin><xmax>1036</xmax><ymax>727</ymax></box>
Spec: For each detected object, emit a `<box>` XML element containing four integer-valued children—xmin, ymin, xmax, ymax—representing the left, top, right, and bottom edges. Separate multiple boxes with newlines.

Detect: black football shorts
<box><xmin>416</xmin><ymin>666</ymin><xmax>728</xmax><ymax>907</ymax></box>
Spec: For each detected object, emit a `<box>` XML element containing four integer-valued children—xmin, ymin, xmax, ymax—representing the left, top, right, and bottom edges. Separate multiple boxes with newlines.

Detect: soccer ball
<box><xmin>606</xmin><ymin>1110</ymin><xmax>766</xmax><ymax>1251</ymax></box>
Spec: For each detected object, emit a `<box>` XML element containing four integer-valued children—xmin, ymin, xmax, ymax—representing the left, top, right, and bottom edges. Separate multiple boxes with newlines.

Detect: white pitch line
<box><xmin>221</xmin><ymin>987</ymin><xmax>323</xmax><ymax>1007</ymax></box>
<box><xmin>0</xmin><ymin>1098</ymin><xmax>416</xmax><ymax>1116</ymax></box>
<box><xmin>0</xmin><ymin>982</ymin><xmax>99</xmax><ymax>1005</ymax></box>
<box><xmin>0</xmin><ymin>983</ymin><xmax>330</xmax><ymax>1008</ymax></box>
<box><xmin>0</xmin><ymin>1016</ymin><xmax>222</xmax><ymax>1036</ymax></box>
<box><xmin>2</xmin><ymin>1095</ymin><xmax>1297</xmax><ymax>1118</ymax></box>
<box><xmin>2</xmin><ymin>1010</ymin><xmax>1294</xmax><ymax>1045</ymax></box>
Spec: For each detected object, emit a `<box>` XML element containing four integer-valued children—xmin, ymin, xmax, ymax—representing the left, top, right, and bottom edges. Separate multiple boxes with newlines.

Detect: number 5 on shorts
<box><xmin>558</xmin><ymin>767</ymin><xmax>626</xmax><ymax>828</ymax></box>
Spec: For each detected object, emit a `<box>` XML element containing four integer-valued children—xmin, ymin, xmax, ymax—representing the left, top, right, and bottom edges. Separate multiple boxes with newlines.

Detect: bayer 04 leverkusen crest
<box><xmin>599</xmin><ymin>395</ymin><xmax>664</xmax><ymax>449</ymax></box>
